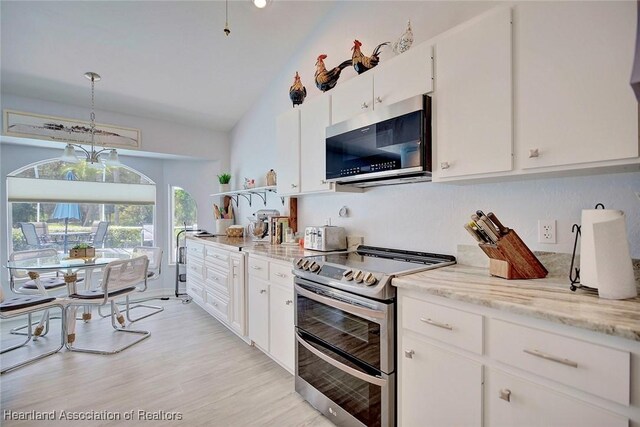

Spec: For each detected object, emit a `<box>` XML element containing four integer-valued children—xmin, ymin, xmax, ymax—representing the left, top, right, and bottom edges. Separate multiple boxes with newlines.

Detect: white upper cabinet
<box><xmin>300</xmin><ymin>94</ymin><xmax>332</xmax><ymax>193</ymax></box>
<box><xmin>331</xmin><ymin>72</ymin><xmax>374</xmax><ymax>125</ymax></box>
<box><xmin>515</xmin><ymin>2</ymin><xmax>639</xmax><ymax>170</ymax></box>
<box><xmin>276</xmin><ymin>108</ymin><xmax>300</xmax><ymax>196</ymax></box>
<box><xmin>434</xmin><ymin>7</ymin><xmax>513</xmax><ymax>180</ymax></box>
<box><xmin>374</xmin><ymin>42</ymin><xmax>433</xmax><ymax>108</ymax></box>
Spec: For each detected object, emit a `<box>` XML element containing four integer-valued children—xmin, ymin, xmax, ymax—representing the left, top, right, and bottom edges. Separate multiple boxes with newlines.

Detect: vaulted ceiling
<box><xmin>1</xmin><ymin>0</ymin><xmax>337</xmax><ymax>131</ymax></box>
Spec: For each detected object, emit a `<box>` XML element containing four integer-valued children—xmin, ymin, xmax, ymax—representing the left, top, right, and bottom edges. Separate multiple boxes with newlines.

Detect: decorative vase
<box><xmin>219</xmin><ymin>183</ymin><xmax>230</xmax><ymax>193</ymax></box>
<box><xmin>266</xmin><ymin>169</ymin><xmax>277</xmax><ymax>186</ymax></box>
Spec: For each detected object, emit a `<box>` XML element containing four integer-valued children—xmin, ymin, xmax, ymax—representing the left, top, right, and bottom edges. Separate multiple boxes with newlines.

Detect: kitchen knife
<box><xmin>487</xmin><ymin>212</ymin><xmax>509</xmax><ymax>235</ymax></box>
<box><xmin>469</xmin><ymin>221</ymin><xmax>491</xmax><ymax>243</ymax></box>
<box><xmin>479</xmin><ymin>214</ymin><xmax>501</xmax><ymax>236</ymax></box>
<box><xmin>472</xmin><ymin>215</ymin><xmax>500</xmax><ymax>244</ymax></box>
<box><xmin>464</xmin><ymin>223</ymin><xmax>484</xmax><ymax>243</ymax></box>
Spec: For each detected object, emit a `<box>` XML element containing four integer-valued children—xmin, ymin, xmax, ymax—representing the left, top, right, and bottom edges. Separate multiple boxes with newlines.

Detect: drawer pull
<box><xmin>274</xmin><ymin>272</ymin><xmax>287</xmax><ymax>278</ymax></box>
<box><xmin>404</xmin><ymin>349</ymin><xmax>415</xmax><ymax>359</ymax></box>
<box><xmin>251</xmin><ymin>266</ymin><xmax>262</xmax><ymax>270</ymax></box>
<box><xmin>420</xmin><ymin>317</ymin><xmax>453</xmax><ymax>331</ymax></box>
<box><xmin>259</xmin><ymin>289</ymin><xmax>267</xmax><ymax>294</ymax></box>
<box><xmin>523</xmin><ymin>348</ymin><xmax>578</xmax><ymax>368</ymax></box>
<box><xmin>499</xmin><ymin>388</ymin><xmax>511</xmax><ymax>402</ymax></box>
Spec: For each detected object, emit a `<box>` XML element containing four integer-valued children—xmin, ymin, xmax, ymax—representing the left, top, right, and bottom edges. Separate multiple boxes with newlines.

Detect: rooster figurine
<box><xmin>315</xmin><ymin>54</ymin><xmax>352</xmax><ymax>92</ymax></box>
<box><xmin>289</xmin><ymin>72</ymin><xmax>307</xmax><ymax>107</ymax></box>
<box><xmin>351</xmin><ymin>39</ymin><xmax>389</xmax><ymax>75</ymax></box>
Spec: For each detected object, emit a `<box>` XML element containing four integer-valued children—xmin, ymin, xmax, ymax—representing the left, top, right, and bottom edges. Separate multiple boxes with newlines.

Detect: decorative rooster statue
<box><xmin>315</xmin><ymin>54</ymin><xmax>352</xmax><ymax>92</ymax></box>
<box><xmin>392</xmin><ymin>20</ymin><xmax>414</xmax><ymax>54</ymax></box>
<box><xmin>289</xmin><ymin>72</ymin><xmax>307</xmax><ymax>107</ymax></box>
<box><xmin>351</xmin><ymin>39</ymin><xmax>389</xmax><ymax>75</ymax></box>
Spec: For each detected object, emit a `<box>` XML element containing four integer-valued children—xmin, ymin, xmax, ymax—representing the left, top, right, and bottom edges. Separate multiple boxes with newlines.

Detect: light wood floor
<box><xmin>1</xmin><ymin>299</ymin><xmax>334</xmax><ymax>427</ymax></box>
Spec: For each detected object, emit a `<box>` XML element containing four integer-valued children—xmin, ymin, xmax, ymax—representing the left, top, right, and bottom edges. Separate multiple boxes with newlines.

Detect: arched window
<box><xmin>7</xmin><ymin>159</ymin><xmax>156</xmax><ymax>252</ymax></box>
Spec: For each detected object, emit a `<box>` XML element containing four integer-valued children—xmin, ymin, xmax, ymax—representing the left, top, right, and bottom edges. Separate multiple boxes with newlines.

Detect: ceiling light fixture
<box><xmin>253</xmin><ymin>0</ymin><xmax>268</xmax><ymax>9</ymax></box>
<box><xmin>60</xmin><ymin>72</ymin><xmax>121</xmax><ymax>168</ymax></box>
<box><xmin>224</xmin><ymin>0</ymin><xmax>231</xmax><ymax>36</ymax></box>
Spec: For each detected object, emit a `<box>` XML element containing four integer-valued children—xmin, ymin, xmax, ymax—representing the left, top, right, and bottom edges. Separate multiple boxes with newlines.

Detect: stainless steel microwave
<box><xmin>325</xmin><ymin>95</ymin><xmax>431</xmax><ymax>187</ymax></box>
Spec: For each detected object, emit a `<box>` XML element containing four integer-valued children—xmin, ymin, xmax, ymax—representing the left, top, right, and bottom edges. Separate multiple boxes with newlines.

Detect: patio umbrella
<box><xmin>52</xmin><ymin>171</ymin><xmax>82</xmax><ymax>252</ymax></box>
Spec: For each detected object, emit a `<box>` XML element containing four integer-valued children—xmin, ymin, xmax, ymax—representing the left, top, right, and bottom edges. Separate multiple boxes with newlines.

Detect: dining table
<box><xmin>5</xmin><ymin>253</ymin><xmax>124</xmax><ymax>344</ymax></box>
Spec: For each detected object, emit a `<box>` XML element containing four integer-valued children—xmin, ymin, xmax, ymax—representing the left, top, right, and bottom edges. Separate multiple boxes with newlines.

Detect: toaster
<box><xmin>304</xmin><ymin>226</ymin><xmax>347</xmax><ymax>252</ymax></box>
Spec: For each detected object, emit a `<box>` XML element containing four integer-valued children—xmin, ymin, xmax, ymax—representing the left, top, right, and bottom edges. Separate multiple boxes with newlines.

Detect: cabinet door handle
<box><xmin>291</xmin><ymin>183</ymin><xmax>298</xmax><ymax>189</ymax></box>
<box><xmin>499</xmin><ymin>389</ymin><xmax>511</xmax><ymax>402</ymax></box>
<box><xmin>523</xmin><ymin>348</ymin><xmax>578</xmax><ymax>368</ymax></box>
<box><xmin>285</xmin><ymin>300</ymin><xmax>293</xmax><ymax>305</ymax></box>
<box><xmin>440</xmin><ymin>161</ymin><xmax>450</xmax><ymax>170</ymax></box>
<box><xmin>361</xmin><ymin>102</ymin><xmax>369</xmax><ymax>109</ymax></box>
<box><xmin>275</xmin><ymin>272</ymin><xmax>287</xmax><ymax>278</ymax></box>
<box><xmin>420</xmin><ymin>317</ymin><xmax>453</xmax><ymax>331</ymax></box>
<box><xmin>375</xmin><ymin>96</ymin><xmax>383</xmax><ymax>104</ymax></box>
<box><xmin>529</xmin><ymin>148</ymin><xmax>540</xmax><ymax>158</ymax></box>
<box><xmin>251</xmin><ymin>266</ymin><xmax>261</xmax><ymax>270</ymax></box>
<box><xmin>404</xmin><ymin>349</ymin><xmax>415</xmax><ymax>359</ymax></box>
<box><xmin>259</xmin><ymin>289</ymin><xmax>267</xmax><ymax>294</ymax></box>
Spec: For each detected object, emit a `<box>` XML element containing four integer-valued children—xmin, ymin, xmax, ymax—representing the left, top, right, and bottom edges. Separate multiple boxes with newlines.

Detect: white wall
<box><xmin>0</xmin><ymin>143</ymin><xmax>221</xmax><ymax>296</ymax></box>
<box><xmin>229</xmin><ymin>1</ymin><xmax>640</xmax><ymax>258</ymax></box>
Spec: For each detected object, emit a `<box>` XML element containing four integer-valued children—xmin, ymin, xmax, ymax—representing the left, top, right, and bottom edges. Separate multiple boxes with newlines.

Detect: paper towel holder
<box><xmin>569</xmin><ymin>203</ymin><xmax>605</xmax><ymax>292</ymax></box>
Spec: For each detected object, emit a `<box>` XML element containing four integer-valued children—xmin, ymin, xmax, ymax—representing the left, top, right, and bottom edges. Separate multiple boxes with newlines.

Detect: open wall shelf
<box><xmin>210</xmin><ymin>185</ymin><xmax>284</xmax><ymax>207</ymax></box>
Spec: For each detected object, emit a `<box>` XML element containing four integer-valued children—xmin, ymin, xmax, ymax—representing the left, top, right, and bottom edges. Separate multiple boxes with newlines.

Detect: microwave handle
<box><xmin>294</xmin><ymin>282</ymin><xmax>386</xmax><ymax>322</ymax></box>
<box><xmin>296</xmin><ymin>332</ymin><xmax>386</xmax><ymax>387</ymax></box>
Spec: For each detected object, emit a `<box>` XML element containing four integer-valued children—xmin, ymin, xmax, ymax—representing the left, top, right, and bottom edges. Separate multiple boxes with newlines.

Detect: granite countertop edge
<box><xmin>393</xmin><ymin>264</ymin><xmax>640</xmax><ymax>342</ymax></box>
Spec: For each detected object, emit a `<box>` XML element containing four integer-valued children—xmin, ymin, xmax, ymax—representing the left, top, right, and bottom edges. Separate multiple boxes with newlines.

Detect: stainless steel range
<box><xmin>293</xmin><ymin>245</ymin><xmax>456</xmax><ymax>427</ymax></box>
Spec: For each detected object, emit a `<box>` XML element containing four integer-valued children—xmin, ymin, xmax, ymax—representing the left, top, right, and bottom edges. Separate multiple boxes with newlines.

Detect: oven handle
<box><xmin>296</xmin><ymin>332</ymin><xmax>386</xmax><ymax>387</ymax></box>
<box><xmin>294</xmin><ymin>283</ymin><xmax>386</xmax><ymax>322</ymax></box>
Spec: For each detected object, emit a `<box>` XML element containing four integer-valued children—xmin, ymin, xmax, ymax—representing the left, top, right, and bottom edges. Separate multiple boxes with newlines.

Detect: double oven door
<box><xmin>294</xmin><ymin>277</ymin><xmax>395</xmax><ymax>427</ymax></box>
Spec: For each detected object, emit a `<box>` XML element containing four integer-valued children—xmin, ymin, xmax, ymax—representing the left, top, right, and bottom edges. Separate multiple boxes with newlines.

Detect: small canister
<box><xmin>266</xmin><ymin>169</ymin><xmax>277</xmax><ymax>186</ymax></box>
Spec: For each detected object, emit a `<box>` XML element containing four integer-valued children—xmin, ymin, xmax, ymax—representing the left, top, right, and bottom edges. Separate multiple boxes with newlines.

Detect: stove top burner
<box><xmin>293</xmin><ymin>245</ymin><xmax>456</xmax><ymax>301</ymax></box>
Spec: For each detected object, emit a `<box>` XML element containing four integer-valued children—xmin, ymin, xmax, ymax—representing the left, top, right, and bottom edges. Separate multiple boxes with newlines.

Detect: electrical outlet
<box><xmin>537</xmin><ymin>219</ymin><xmax>557</xmax><ymax>244</ymax></box>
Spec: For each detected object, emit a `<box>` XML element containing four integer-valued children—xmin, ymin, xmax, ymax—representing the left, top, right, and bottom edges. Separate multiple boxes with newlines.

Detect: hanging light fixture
<box><xmin>60</xmin><ymin>72</ymin><xmax>121</xmax><ymax>168</ymax></box>
<box><xmin>223</xmin><ymin>0</ymin><xmax>231</xmax><ymax>36</ymax></box>
<box><xmin>253</xmin><ymin>0</ymin><xmax>269</xmax><ymax>8</ymax></box>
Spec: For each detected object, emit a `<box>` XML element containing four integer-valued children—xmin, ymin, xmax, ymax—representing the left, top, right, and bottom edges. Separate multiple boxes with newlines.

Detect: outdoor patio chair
<box><xmin>64</xmin><ymin>255</ymin><xmax>150</xmax><ymax>354</ymax></box>
<box><xmin>90</xmin><ymin>221</ymin><xmax>109</xmax><ymax>248</ymax></box>
<box><xmin>33</xmin><ymin>222</ymin><xmax>50</xmax><ymax>243</ymax></box>
<box><xmin>19</xmin><ymin>222</ymin><xmax>55</xmax><ymax>249</ymax></box>
<box><xmin>0</xmin><ymin>286</ymin><xmax>65</xmax><ymax>374</ymax></box>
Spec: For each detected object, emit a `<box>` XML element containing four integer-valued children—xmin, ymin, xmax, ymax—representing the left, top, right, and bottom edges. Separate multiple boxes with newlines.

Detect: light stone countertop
<box><xmin>393</xmin><ymin>264</ymin><xmax>640</xmax><ymax>341</ymax></box>
<box><xmin>188</xmin><ymin>235</ymin><xmax>317</xmax><ymax>263</ymax></box>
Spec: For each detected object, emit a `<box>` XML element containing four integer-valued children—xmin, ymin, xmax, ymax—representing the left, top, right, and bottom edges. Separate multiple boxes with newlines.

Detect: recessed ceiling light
<box><xmin>253</xmin><ymin>0</ymin><xmax>268</xmax><ymax>9</ymax></box>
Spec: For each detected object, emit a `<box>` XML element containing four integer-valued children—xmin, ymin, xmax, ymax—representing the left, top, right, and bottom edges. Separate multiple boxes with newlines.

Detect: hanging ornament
<box><xmin>392</xmin><ymin>20</ymin><xmax>414</xmax><ymax>54</ymax></box>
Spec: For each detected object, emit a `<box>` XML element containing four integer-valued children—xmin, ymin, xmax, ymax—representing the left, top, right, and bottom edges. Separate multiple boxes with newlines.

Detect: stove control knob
<box><xmin>302</xmin><ymin>259</ymin><xmax>312</xmax><ymax>270</ymax></box>
<box><xmin>354</xmin><ymin>270</ymin><xmax>364</xmax><ymax>283</ymax></box>
<box><xmin>342</xmin><ymin>270</ymin><xmax>354</xmax><ymax>281</ymax></box>
<box><xmin>309</xmin><ymin>262</ymin><xmax>320</xmax><ymax>272</ymax></box>
<box><xmin>295</xmin><ymin>258</ymin><xmax>305</xmax><ymax>269</ymax></box>
<box><xmin>364</xmin><ymin>272</ymin><xmax>377</xmax><ymax>286</ymax></box>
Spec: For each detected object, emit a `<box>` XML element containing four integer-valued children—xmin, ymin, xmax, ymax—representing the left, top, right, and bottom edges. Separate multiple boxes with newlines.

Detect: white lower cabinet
<box><xmin>247</xmin><ymin>255</ymin><xmax>295</xmax><ymax>374</ymax></box>
<box><xmin>398</xmin><ymin>289</ymin><xmax>635</xmax><ymax>427</ymax></box>
<box><xmin>248</xmin><ymin>276</ymin><xmax>269</xmax><ymax>351</ymax></box>
<box><xmin>484</xmin><ymin>368</ymin><xmax>627</xmax><ymax>427</ymax></box>
<box><xmin>268</xmin><ymin>283</ymin><xmax>294</xmax><ymax>371</ymax></box>
<box><xmin>401</xmin><ymin>335</ymin><xmax>482</xmax><ymax>427</ymax></box>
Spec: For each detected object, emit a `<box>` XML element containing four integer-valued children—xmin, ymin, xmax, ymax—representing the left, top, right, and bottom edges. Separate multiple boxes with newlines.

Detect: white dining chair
<box><xmin>64</xmin><ymin>255</ymin><xmax>150</xmax><ymax>354</ymax></box>
<box><xmin>0</xmin><ymin>286</ymin><xmax>65</xmax><ymax>374</ymax></box>
<box><xmin>124</xmin><ymin>246</ymin><xmax>164</xmax><ymax>322</ymax></box>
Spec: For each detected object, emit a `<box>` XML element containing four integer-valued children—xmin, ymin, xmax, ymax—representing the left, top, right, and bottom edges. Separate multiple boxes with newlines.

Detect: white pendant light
<box><xmin>253</xmin><ymin>0</ymin><xmax>268</xmax><ymax>8</ymax></box>
<box><xmin>60</xmin><ymin>72</ymin><xmax>122</xmax><ymax>168</ymax></box>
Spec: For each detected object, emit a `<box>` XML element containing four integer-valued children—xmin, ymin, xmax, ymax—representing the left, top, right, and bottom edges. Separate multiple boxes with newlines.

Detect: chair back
<box><xmin>19</xmin><ymin>223</ymin><xmax>41</xmax><ymax>247</ymax></box>
<box><xmin>33</xmin><ymin>222</ymin><xmax>49</xmax><ymax>240</ymax></box>
<box><xmin>101</xmin><ymin>256</ymin><xmax>149</xmax><ymax>293</ymax></box>
<box><xmin>92</xmin><ymin>221</ymin><xmax>109</xmax><ymax>247</ymax></box>
<box><xmin>140</xmin><ymin>224</ymin><xmax>154</xmax><ymax>246</ymax></box>
<box><xmin>9</xmin><ymin>249</ymin><xmax>59</xmax><ymax>283</ymax></box>
<box><xmin>132</xmin><ymin>247</ymin><xmax>163</xmax><ymax>278</ymax></box>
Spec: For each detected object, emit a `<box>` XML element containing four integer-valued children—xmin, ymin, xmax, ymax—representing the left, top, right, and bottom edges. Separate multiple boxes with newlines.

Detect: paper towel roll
<box><xmin>580</xmin><ymin>209</ymin><xmax>636</xmax><ymax>299</ymax></box>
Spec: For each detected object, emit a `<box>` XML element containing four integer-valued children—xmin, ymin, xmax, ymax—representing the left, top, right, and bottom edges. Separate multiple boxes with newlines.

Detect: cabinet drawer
<box><xmin>186</xmin><ymin>281</ymin><xmax>204</xmax><ymax>303</ymax></box>
<box><xmin>485</xmin><ymin>368</ymin><xmax>627</xmax><ymax>427</ymax></box>
<box><xmin>487</xmin><ymin>319</ymin><xmax>630</xmax><ymax>405</ymax></box>
<box><xmin>269</xmin><ymin>262</ymin><xmax>294</xmax><ymax>287</ymax></box>
<box><xmin>248</xmin><ymin>257</ymin><xmax>269</xmax><ymax>280</ymax></box>
<box><xmin>402</xmin><ymin>296</ymin><xmax>483</xmax><ymax>354</ymax></box>
<box><xmin>204</xmin><ymin>246</ymin><xmax>229</xmax><ymax>267</ymax></box>
<box><xmin>204</xmin><ymin>265</ymin><xmax>229</xmax><ymax>296</ymax></box>
<box><xmin>187</xmin><ymin>260</ymin><xmax>205</xmax><ymax>282</ymax></box>
<box><xmin>205</xmin><ymin>290</ymin><xmax>229</xmax><ymax>322</ymax></box>
<box><xmin>186</xmin><ymin>241</ymin><xmax>205</xmax><ymax>260</ymax></box>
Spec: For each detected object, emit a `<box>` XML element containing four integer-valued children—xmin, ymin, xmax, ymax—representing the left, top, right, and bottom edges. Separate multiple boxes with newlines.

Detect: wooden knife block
<box><xmin>478</xmin><ymin>230</ymin><xmax>548</xmax><ymax>279</ymax></box>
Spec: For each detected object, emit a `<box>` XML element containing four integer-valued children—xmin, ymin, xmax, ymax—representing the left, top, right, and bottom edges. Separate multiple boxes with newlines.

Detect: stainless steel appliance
<box><xmin>247</xmin><ymin>209</ymin><xmax>280</xmax><ymax>241</ymax></box>
<box><xmin>325</xmin><ymin>95</ymin><xmax>432</xmax><ymax>187</ymax></box>
<box><xmin>303</xmin><ymin>226</ymin><xmax>347</xmax><ymax>252</ymax></box>
<box><xmin>293</xmin><ymin>246</ymin><xmax>456</xmax><ymax>427</ymax></box>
